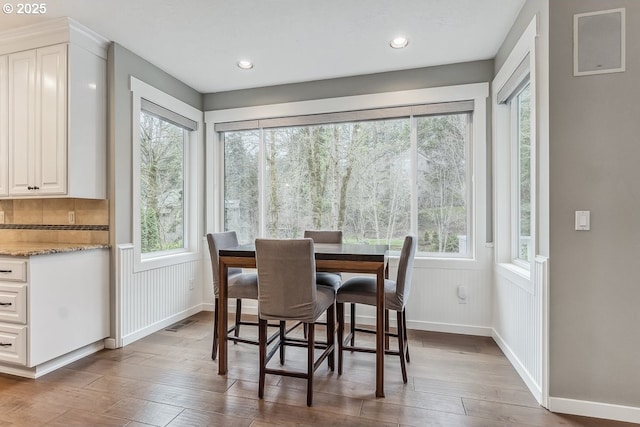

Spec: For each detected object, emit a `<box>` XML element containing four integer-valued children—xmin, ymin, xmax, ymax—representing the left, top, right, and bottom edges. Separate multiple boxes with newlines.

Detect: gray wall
<box><xmin>107</xmin><ymin>42</ymin><xmax>203</xmax><ymax>336</ymax></box>
<box><xmin>204</xmin><ymin>61</ymin><xmax>493</xmax><ymax>110</ymax></box>
<box><xmin>549</xmin><ymin>0</ymin><xmax>640</xmax><ymax>406</ymax></box>
<box><xmin>108</xmin><ymin>42</ymin><xmax>203</xmax><ymax>246</ymax></box>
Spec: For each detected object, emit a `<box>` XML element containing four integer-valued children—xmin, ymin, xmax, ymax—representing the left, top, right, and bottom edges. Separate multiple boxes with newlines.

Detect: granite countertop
<box><xmin>0</xmin><ymin>242</ymin><xmax>110</xmax><ymax>257</ymax></box>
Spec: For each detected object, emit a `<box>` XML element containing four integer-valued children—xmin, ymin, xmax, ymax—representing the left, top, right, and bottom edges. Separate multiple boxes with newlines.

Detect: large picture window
<box><xmin>221</xmin><ymin>104</ymin><xmax>472</xmax><ymax>255</ymax></box>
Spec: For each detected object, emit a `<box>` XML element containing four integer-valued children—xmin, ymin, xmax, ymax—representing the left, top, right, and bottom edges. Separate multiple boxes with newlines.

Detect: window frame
<box><xmin>493</xmin><ymin>16</ymin><xmax>537</xmax><ymax>281</ymax></box>
<box><xmin>131</xmin><ymin>77</ymin><xmax>203</xmax><ymax>272</ymax></box>
<box><xmin>511</xmin><ymin>82</ymin><xmax>532</xmax><ymax>268</ymax></box>
<box><xmin>205</xmin><ymin>83</ymin><xmax>488</xmax><ymax>266</ymax></box>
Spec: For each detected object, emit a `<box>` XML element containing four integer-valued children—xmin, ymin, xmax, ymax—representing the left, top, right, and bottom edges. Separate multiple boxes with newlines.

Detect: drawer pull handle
<box><xmin>0</xmin><ymin>302</ymin><xmax>11</xmax><ymax>306</ymax></box>
<box><xmin>0</xmin><ymin>343</ymin><xmax>11</xmax><ymax>347</ymax></box>
<box><xmin>0</xmin><ymin>270</ymin><xmax>12</xmax><ymax>273</ymax></box>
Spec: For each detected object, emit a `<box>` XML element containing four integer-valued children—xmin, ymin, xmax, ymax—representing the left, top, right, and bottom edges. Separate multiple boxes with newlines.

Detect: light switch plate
<box><xmin>575</xmin><ymin>211</ymin><xmax>590</xmax><ymax>231</ymax></box>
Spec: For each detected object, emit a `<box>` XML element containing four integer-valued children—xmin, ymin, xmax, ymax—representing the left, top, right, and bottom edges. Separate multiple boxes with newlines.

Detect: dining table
<box><xmin>217</xmin><ymin>242</ymin><xmax>390</xmax><ymax>397</ymax></box>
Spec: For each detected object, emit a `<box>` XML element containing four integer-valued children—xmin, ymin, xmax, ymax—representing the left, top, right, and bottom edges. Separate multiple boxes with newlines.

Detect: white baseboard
<box><xmin>221</xmin><ymin>301</ymin><xmax>491</xmax><ymax>337</ymax></box>
<box><xmin>121</xmin><ymin>304</ymin><xmax>203</xmax><ymax>346</ymax></box>
<box><xmin>492</xmin><ymin>328</ymin><xmax>543</xmax><ymax>404</ymax></box>
<box><xmin>549</xmin><ymin>397</ymin><xmax>640</xmax><ymax>424</ymax></box>
<box><xmin>0</xmin><ymin>341</ymin><xmax>105</xmax><ymax>379</ymax></box>
<box><xmin>407</xmin><ymin>320</ymin><xmax>492</xmax><ymax>337</ymax></box>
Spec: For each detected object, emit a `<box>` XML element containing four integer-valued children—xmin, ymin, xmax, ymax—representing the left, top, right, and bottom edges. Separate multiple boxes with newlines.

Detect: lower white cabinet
<box><xmin>0</xmin><ymin>249</ymin><xmax>109</xmax><ymax>373</ymax></box>
<box><xmin>0</xmin><ymin>323</ymin><xmax>27</xmax><ymax>365</ymax></box>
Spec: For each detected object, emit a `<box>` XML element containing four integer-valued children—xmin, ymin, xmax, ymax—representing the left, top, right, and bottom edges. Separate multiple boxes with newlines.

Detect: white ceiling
<box><xmin>0</xmin><ymin>0</ymin><xmax>525</xmax><ymax>93</ymax></box>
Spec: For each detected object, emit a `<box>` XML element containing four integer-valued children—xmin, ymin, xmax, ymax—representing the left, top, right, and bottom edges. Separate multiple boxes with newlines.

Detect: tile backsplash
<box><xmin>0</xmin><ymin>198</ymin><xmax>109</xmax><ymax>244</ymax></box>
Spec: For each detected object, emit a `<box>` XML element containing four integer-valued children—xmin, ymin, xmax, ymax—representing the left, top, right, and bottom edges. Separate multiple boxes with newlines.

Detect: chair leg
<box><xmin>403</xmin><ymin>309</ymin><xmax>410</xmax><ymax>363</ymax></box>
<box><xmin>349</xmin><ymin>303</ymin><xmax>356</xmax><ymax>348</ymax></box>
<box><xmin>326</xmin><ymin>304</ymin><xmax>335</xmax><ymax>371</ymax></box>
<box><xmin>384</xmin><ymin>309</ymin><xmax>390</xmax><ymax>350</ymax></box>
<box><xmin>234</xmin><ymin>299</ymin><xmax>242</xmax><ymax>341</ymax></box>
<box><xmin>279</xmin><ymin>321</ymin><xmax>286</xmax><ymax>365</ymax></box>
<box><xmin>212</xmin><ymin>298</ymin><xmax>219</xmax><ymax>360</ymax></box>
<box><xmin>258</xmin><ymin>318</ymin><xmax>267</xmax><ymax>399</ymax></box>
<box><xmin>307</xmin><ymin>322</ymin><xmax>315</xmax><ymax>407</ymax></box>
<box><xmin>397</xmin><ymin>310</ymin><xmax>407</xmax><ymax>383</ymax></box>
<box><xmin>337</xmin><ymin>302</ymin><xmax>344</xmax><ymax>375</ymax></box>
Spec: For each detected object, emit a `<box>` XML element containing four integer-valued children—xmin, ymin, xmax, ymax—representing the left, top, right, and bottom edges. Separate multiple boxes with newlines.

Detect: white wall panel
<box><xmin>493</xmin><ymin>256</ymin><xmax>547</xmax><ymax>403</ymax></box>
<box><xmin>116</xmin><ymin>244</ymin><xmax>204</xmax><ymax>346</ymax></box>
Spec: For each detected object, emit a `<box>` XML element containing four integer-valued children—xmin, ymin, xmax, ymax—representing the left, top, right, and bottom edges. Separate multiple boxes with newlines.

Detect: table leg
<box><xmin>375</xmin><ymin>264</ymin><xmax>385</xmax><ymax>398</ymax></box>
<box><xmin>218</xmin><ymin>260</ymin><xmax>228</xmax><ymax>375</ymax></box>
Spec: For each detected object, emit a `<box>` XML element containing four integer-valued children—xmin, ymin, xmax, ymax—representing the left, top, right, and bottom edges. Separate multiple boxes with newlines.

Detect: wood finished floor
<box><xmin>0</xmin><ymin>310</ymin><xmax>636</xmax><ymax>427</ymax></box>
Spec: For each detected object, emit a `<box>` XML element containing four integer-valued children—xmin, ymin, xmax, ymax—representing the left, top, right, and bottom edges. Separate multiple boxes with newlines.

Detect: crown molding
<box><xmin>0</xmin><ymin>17</ymin><xmax>109</xmax><ymax>58</ymax></box>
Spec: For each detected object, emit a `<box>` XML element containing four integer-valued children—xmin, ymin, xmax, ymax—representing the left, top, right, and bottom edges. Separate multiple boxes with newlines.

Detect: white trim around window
<box><xmin>131</xmin><ymin>76</ymin><xmax>203</xmax><ymax>272</ymax></box>
<box><xmin>493</xmin><ymin>15</ymin><xmax>538</xmax><ymax>280</ymax></box>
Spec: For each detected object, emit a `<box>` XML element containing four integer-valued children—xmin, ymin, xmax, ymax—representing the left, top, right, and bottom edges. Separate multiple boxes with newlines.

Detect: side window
<box><xmin>512</xmin><ymin>83</ymin><xmax>532</xmax><ymax>264</ymax></box>
<box><xmin>131</xmin><ymin>77</ymin><xmax>202</xmax><ymax>271</ymax></box>
<box><xmin>139</xmin><ymin>107</ymin><xmax>188</xmax><ymax>254</ymax></box>
<box><xmin>493</xmin><ymin>24</ymin><xmax>536</xmax><ymax>273</ymax></box>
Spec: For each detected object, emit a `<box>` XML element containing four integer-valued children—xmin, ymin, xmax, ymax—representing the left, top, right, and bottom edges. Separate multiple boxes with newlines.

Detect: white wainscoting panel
<box><xmin>493</xmin><ymin>256</ymin><xmax>548</xmax><ymax>404</ymax></box>
<box><xmin>116</xmin><ymin>244</ymin><xmax>204</xmax><ymax>346</ymax></box>
<box><xmin>341</xmin><ymin>247</ymin><xmax>494</xmax><ymax>336</ymax></box>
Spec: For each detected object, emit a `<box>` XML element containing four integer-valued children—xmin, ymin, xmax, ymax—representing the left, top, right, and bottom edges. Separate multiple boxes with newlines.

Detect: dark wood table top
<box><xmin>219</xmin><ymin>242</ymin><xmax>389</xmax><ymax>262</ymax></box>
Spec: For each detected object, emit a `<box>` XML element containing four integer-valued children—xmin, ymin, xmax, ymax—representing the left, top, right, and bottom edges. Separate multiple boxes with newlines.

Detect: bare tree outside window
<box><xmin>417</xmin><ymin>114</ymin><xmax>469</xmax><ymax>254</ymax></box>
<box><xmin>139</xmin><ymin>111</ymin><xmax>185</xmax><ymax>253</ymax></box>
<box><xmin>222</xmin><ymin>112</ymin><xmax>471</xmax><ymax>255</ymax></box>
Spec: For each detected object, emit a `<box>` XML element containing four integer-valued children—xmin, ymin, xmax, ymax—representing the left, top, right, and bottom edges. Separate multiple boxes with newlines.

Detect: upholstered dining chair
<box><xmin>336</xmin><ymin>234</ymin><xmax>416</xmax><ymax>383</ymax></box>
<box><xmin>303</xmin><ymin>230</ymin><xmax>343</xmax><ymax>290</ymax></box>
<box><xmin>255</xmin><ymin>238</ymin><xmax>336</xmax><ymax>406</ymax></box>
<box><xmin>207</xmin><ymin>231</ymin><xmax>278</xmax><ymax>360</ymax></box>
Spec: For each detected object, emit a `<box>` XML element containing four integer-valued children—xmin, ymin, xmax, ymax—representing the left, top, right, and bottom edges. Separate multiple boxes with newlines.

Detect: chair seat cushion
<box><xmin>315</xmin><ymin>272</ymin><xmax>342</xmax><ymax>290</ymax></box>
<box><xmin>259</xmin><ymin>285</ymin><xmax>335</xmax><ymax>323</ymax></box>
<box><xmin>228</xmin><ymin>272</ymin><xmax>258</xmax><ymax>299</ymax></box>
<box><xmin>336</xmin><ymin>276</ymin><xmax>403</xmax><ymax>312</ymax></box>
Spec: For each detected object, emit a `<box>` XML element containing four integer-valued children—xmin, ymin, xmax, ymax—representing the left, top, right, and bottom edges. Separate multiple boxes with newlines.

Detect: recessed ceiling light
<box><xmin>390</xmin><ymin>36</ymin><xmax>409</xmax><ymax>49</ymax></box>
<box><xmin>237</xmin><ymin>60</ymin><xmax>253</xmax><ymax>70</ymax></box>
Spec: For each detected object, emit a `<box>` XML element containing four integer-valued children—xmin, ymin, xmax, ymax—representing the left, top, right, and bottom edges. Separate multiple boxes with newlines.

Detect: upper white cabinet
<box><xmin>0</xmin><ymin>56</ymin><xmax>7</xmax><ymax>196</ymax></box>
<box><xmin>0</xmin><ymin>18</ymin><xmax>108</xmax><ymax>199</ymax></box>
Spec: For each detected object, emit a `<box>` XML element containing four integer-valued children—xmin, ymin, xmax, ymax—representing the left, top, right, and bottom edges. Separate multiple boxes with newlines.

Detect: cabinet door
<box><xmin>7</xmin><ymin>50</ymin><xmax>36</xmax><ymax>196</ymax></box>
<box><xmin>36</xmin><ymin>44</ymin><xmax>67</xmax><ymax>195</ymax></box>
<box><xmin>0</xmin><ymin>56</ymin><xmax>7</xmax><ymax>196</ymax></box>
<box><xmin>7</xmin><ymin>45</ymin><xmax>67</xmax><ymax>197</ymax></box>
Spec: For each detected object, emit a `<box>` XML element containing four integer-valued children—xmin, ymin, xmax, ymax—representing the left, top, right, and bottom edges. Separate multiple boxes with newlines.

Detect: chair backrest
<box><xmin>255</xmin><ymin>238</ymin><xmax>317</xmax><ymax>321</ymax></box>
<box><xmin>395</xmin><ymin>234</ymin><xmax>417</xmax><ymax>307</ymax></box>
<box><xmin>303</xmin><ymin>230</ymin><xmax>342</xmax><ymax>244</ymax></box>
<box><xmin>207</xmin><ymin>231</ymin><xmax>241</xmax><ymax>296</ymax></box>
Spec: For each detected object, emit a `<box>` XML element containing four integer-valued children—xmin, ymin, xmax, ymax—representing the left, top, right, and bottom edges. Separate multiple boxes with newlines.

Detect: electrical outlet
<box><xmin>0</xmin><ymin>211</ymin><xmax>4</xmax><ymax>224</ymax></box>
<box><xmin>457</xmin><ymin>285</ymin><xmax>467</xmax><ymax>304</ymax></box>
<box><xmin>68</xmin><ymin>211</ymin><xmax>75</xmax><ymax>224</ymax></box>
<box><xmin>189</xmin><ymin>279</ymin><xmax>194</xmax><ymax>290</ymax></box>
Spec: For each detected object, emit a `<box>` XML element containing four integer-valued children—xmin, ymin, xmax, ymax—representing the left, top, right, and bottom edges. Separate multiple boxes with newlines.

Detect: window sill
<box><xmin>134</xmin><ymin>250</ymin><xmax>200</xmax><ymax>273</ymax></box>
<box><xmin>496</xmin><ymin>262</ymin><xmax>533</xmax><ymax>293</ymax></box>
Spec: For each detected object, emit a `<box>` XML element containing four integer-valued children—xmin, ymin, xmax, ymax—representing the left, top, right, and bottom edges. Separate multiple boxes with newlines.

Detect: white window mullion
<box><xmin>258</xmin><ymin>127</ymin><xmax>266</xmax><ymax>238</ymax></box>
<box><xmin>410</xmin><ymin>115</ymin><xmax>418</xmax><ymax>237</ymax></box>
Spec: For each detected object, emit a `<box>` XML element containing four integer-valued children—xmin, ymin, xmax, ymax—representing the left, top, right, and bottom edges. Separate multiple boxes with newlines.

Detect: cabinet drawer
<box><xmin>0</xmin><ymin>284</ymin><xmax>27</xmax><ymax>324</ymax></box>
<box><xmin>0</xmin><ymin>260</ymin><xmax>27</xmax><ymax>282</ymax></box>
<box><xmin>0</xmin><ymin>324</ymin><xmax>27</xmax><ymax>365</ymax></box>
